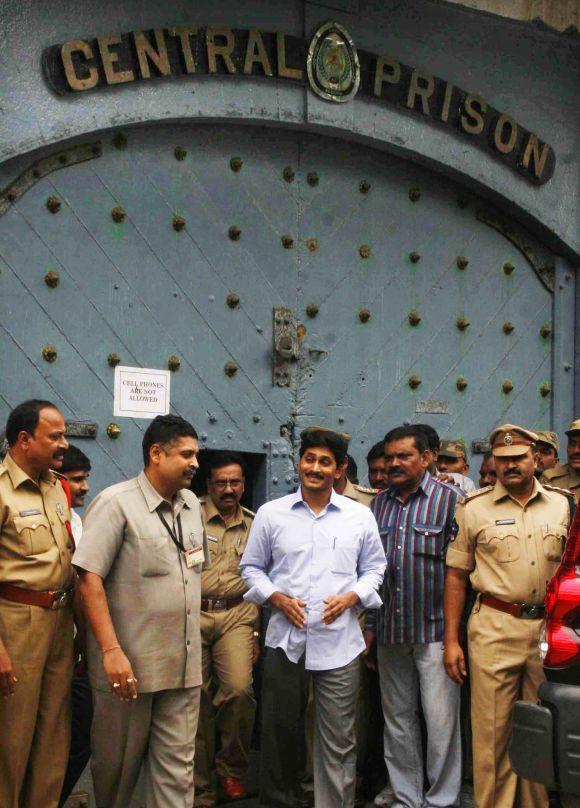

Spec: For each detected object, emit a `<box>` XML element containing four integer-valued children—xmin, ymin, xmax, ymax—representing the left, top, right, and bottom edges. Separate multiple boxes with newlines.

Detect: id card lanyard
<box><xmin>156</xmin><ymin>510</ymin><xmax>186</xmax><ymax>553</ymax></box>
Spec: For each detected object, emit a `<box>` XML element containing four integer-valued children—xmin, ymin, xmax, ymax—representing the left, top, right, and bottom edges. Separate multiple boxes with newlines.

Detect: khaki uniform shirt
<box><xmin>201</xmin><ymin>496</ymin><xmax>254</xmax><ymax>599</ymax></box>
<box><xmin>0</xmin><ymin>453</ymin><xmax>73</xmax><ymax>591</ymax></box>
<box><xmin>446</xmin><ymin>478</ymin><xmax>570</xmax><ymax>605</ymax></box>
<box><xmin>541</xmin><ymin>463</ymin><xmax>580</xmax><ymax>501</ymax></box>
<box><xmin>342</xmin><ymin>479</ymin><xmax>377</xmax><ymax>507</ymax></box>
<box><xmin>73</xmin><ymin>471</ymin><xmax>210</xmax><ymax>693</ymax></box>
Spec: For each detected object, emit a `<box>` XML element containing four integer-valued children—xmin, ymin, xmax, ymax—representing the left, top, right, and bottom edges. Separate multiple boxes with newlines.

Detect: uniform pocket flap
<box><xmin>13</xmin><ymin>515</ymin><xmax>50</xmax><ymax>532</ymax></box>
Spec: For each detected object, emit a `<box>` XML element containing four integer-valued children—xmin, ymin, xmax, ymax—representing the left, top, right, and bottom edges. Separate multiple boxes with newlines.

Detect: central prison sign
<box><xmin>42</xmin><ymin>21</ymin><xmax>554</xmax><ymax>185</ymax></box>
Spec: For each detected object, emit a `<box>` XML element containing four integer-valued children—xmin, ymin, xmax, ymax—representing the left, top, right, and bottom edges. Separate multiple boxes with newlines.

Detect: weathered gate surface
<box><xmin>0</xmin><ymin>124</ymin><xmax>556</xmax><ymax>500</ymax></box>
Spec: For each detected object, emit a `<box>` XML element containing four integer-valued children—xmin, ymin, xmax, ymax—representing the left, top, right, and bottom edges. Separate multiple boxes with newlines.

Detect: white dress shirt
<box><xmin>240</xmin><ymin>487</ymin><xmax>386</xmax><ymax>670</ymax></box>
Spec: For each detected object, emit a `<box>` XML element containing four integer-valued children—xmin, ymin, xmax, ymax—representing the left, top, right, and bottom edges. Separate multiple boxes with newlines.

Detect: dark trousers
<box><xmin>59</xmin><ymin>674</ymin><xmax>93</xmax><ymax>806</ymax></box>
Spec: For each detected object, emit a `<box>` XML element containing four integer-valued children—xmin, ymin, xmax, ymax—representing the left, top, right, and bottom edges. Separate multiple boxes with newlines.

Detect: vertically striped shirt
<box><xmin>367</xmin><ymin>471</ymin><xmax>460</xmax><ymax>645</ymax></box>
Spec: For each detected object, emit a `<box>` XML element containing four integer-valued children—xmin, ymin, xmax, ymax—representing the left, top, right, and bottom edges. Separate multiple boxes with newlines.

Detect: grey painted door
<box><xmin>0</xmin><ymin>124</ymin><xmax>553</xmax><ymax>500</ymax></box>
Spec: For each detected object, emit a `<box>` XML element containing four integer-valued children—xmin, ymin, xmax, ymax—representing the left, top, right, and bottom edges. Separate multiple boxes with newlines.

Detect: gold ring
<box><xmin>113</xmin><ymin>682</ymin><xmax>120</xmax><ymax>688</ymax></box>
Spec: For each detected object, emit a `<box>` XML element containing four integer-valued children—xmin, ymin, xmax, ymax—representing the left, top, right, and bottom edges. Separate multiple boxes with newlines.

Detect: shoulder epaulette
<box><xmin>543</xmin><ymin>484</ymin><xmax>573</xmax><ymax>497</ymax></box>
<box><xmin>457</xmin><ymin>485</ymin><xmax>494</xmax><ymax>505</ymax></box>
<box><xmin>0</xmin><ymin>463</ymin><xmax>7</xmax><ymax>477</ymax></box>
<box><xmin>242</xmin><ymin>505</ymin><xmax>255</xmax><ymax>518</ymax></box>
<box><xmin>354</xmin><ymin>484</ymin><xmax>378</xmax><ymax>495</ymax></box>
<box><xmin>51</xmin><ymin>469</ymin><xmax>66</xmax><ymax>480</ymax></box>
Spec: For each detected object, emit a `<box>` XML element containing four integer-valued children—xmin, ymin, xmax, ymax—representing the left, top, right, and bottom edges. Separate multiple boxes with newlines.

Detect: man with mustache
<box><xmin>444</xmin><ymin>424</ymin><xmax>572</xmax><ymax>808</ymax></box>
<box><xmin>195</xmin><ymin>452</ymin><xmax>257</xmax><ymax>806</ymax></box>
<box><xmin>541</xmin><ymin>419</ymin><xmax>580</xmax><ymax>501</ymax></box>
<box><xmin>73</xmin><ymin>414</ymin><xmax>209</xmax><ymax>808</ymax></box>
<box><xmin>0</xmin><ymin>399</ymin><xmax>73</xmax><ymax>808</ymax></box>
<box><xmin>534</xmin><ymin>430</ymin><xmax>560</xmax><ymax>476</ymax></box>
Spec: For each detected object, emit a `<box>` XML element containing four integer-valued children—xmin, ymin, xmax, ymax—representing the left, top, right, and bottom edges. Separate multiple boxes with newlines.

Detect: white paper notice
<box><xmin>113</xmin><ymin>366</ymin><xmax>171</xmax><ymax>419</ymax></box>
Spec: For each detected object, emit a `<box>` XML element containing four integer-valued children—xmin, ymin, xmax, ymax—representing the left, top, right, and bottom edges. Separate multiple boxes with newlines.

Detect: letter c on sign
<box><xmin>61</xmin><ymin>40</ymin><xmax>99</xmax><ymax>91</ymax></box>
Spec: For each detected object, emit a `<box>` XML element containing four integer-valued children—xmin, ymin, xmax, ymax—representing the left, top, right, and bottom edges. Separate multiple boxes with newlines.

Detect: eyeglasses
<box><xmin>208</xmin><ymin>479</ymin><xmax>243</xmax><ymax>490</ymax></box>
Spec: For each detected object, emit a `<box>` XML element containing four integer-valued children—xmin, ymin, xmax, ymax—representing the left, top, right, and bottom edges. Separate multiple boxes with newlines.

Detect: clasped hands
<box><xmin>269</xmin><ymin>590</ymin><xmax>359</xmax><ymax>628</ymax></box>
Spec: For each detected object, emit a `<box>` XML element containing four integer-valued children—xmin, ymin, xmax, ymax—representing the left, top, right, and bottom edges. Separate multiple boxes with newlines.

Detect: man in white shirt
<box><xmin>241</xmin><ymin>427</ymin><xmax>386</xmax><ymax>808</ymax></box>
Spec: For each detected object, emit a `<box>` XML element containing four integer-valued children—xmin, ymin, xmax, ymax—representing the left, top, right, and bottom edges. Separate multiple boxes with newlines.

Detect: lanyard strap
<box><xmin>156</xmin><ymin>511</ymin><xmax>185</xmax><ymax>553</ymax></box>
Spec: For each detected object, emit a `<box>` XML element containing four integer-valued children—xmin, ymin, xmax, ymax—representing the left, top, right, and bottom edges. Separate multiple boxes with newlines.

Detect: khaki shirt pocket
<box><xmin>139</xmin><ymin>537</ymin><xmax>173</xmax><ymax>577</ymax></box>
<box><xmin>13</xmin><ymin>515</ymin><xmax>54</xmax><ymax>556</ymax></box>
<box><xmin>542</xmin><ymin>525</ymin><xmax>567</xmax><ymax>562</ymax></box>
<box><xmin>481</xmin><ymin>526</ymin><xmax>520</xmax><ymax>562</ymax></box>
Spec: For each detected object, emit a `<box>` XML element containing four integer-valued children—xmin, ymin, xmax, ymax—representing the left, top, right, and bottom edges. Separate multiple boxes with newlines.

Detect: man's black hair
<box><xmin>366</xmin><ymin>441</ymin><xmax>385</xmax><ymax>465</ymax></box>
<box><xmin>345</xmin><ymin>454</ymin><xmax>358</xmax><ymax>484</ymax></box>
<box><xmin>384</xmin><ymin>425</ymin><xmax>429</xmax><ymax>454</ymax></box>
<box><xmin>299</xmin><ymin>429</ymin><xmax>349</xmax><ymax>467</ymax></box>
<box><xmin>414</xmin><ymin>423</ymin><xmax>440</xmax><ymax>452</ymax></box>
<box><xmin>142</xmin><ymin>414</ymin><xmax>198</xmax><ymax>466</ymax></box>
<box><xmin>205</xmin><ymin>451</ymin><xmax>247</xmax><ymax>480</ymax></box>
<box><xmin>5</xmin><ymin>399</ymin><xmax>58</xmax><ymax>447</ymax></box>
<box><xmin>60</xmin><ymin>444</ymin><xmax>91</xmax><ymax>474</ymax></box>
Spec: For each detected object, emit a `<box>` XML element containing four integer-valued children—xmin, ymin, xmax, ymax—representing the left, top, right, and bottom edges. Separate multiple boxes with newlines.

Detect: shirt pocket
<box><xmin>138</xmin><ymin>537</ymin><xmax>173</xmax><ymax>577</ymax></box>
<box><xmin>13</xmin><ymin>515</ymin><xmax>54</xmax><ymax>556</ymax></box>
<box><xmin>542</xmin><ymin>525</ymin><xmax>567</xmax><ymax>562</ymax></box>
<box><xmin>480</xmin><ymin>526</ymin><xmax>520</xmax><ymax>562</ymax></box>
<box><xmin>412</xmin><ymin>524</ymin><xmax>444</xmax><ymax>558</ymax></box>
<box><xmin>331</xmin><ymin>542</ymin><xmax>358</xmax><ymax>575</ymax></box>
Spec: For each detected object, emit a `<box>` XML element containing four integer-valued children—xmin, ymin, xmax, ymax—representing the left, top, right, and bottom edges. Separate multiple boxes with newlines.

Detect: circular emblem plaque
<box><xmin>504</xmin><ymin>433</ymin><xmax>514</xmax><ymax>445</ymax></box>
<box><xmin>307</xmin><ymin>21</ymin><xmax>360</xmax><ymax>103</ymax></box>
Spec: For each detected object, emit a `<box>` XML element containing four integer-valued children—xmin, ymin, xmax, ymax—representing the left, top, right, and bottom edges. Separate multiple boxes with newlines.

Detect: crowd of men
<box><xmin>0</xmin><ymin>398</ymin><xmax>578</xmax><ymax>808</ymax></box>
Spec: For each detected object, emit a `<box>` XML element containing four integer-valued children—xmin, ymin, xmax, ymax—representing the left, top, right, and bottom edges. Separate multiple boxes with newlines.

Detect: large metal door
<box><xmin>0</xmin><ymin>124</ymin><xmax>554</xmax><ymax>499</ymax></box>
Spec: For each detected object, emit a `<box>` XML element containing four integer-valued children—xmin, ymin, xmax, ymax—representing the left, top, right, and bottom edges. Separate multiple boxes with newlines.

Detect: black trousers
<box><xmin>59</xmin><ymin>674</ymin><xmax>93</xmax><ymax>806</ymax></box>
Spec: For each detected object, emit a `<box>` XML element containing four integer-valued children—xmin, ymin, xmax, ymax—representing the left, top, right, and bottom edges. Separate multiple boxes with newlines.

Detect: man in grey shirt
<box><xmin>73</xmin><ymin>414</ymin><xmax>209</xmax><ymax>808</ymax></box>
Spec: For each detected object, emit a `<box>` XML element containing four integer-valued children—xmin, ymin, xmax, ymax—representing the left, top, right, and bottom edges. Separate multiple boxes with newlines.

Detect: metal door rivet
<box><xmin>113</xmin><ymin>132</ymin><xmax>128</xmax><ymax>150</ymax></box>
<box><xmin>540</xmin><ymin>323</ymin><xmax>552</xmax><ymax>339</ymax></box>
<box><xmin>408</xmin><ymin>310</ymin><xmax>421</xmax><ymax>326</ymax></box>
<box><xmin>226</xmin><ymin>293</ymin><xmax>240</xmax><ymax>309</ymax></box>
<box><xmin>457</xmin><ymin>194</ymin><xmax>469</xmax><ymax>209</ymax></box>
<box><xmin>224</xmin><ymin>361</ymin><xmax>238</xmax><ymax>377</ymax></box>
<box><xmin>359</xmin><ymin>180</ymin><xmax>371</xmax><ymax>194</ymax></box>
<box><xmin>456</xmin><ymin>377</ymin><xmax>468</xmax><ymax>391</ymax></box>
<box><xmin>272</xmin><ymin>477</ymin><xmax>279</xmax><ymax>484</ymax></box>
<box><xmin>262</xmin><ymin>440</ymin><xmax>269</xmax><ymax>448</ymax></box>
<box><xmin>456</xmin><ymin>316</ymin><xmax>470</xmax><ymax>331</ymax></box>
<box><xmin>408</xmin><ymin>375</ymin><xmax>421</xmax><ymax>389</ymax></box>
<box><xmin>282</xmin><ymin>166</ymin><xmax>295</xmax><ymax>183</ymax></box>
<box><xmin>359</xmin><ymin>308</ymin><xmax>371</xmax><ymax>323</ymax></box>
<box><xmin>173</xmin><ymin>215</ymin><xmax>186</xmax><ymax>232</ymax></box>
<box><xmin>200</xmin><ymin>433</ymin><xmax>208</xmax><ymax>441</ymax></box>
<box><xmin>409</xmin><ymin>188</ymin><xmax>421</xmax><ymax>202</ymax></box>
<box><xmin>272</xmin><ymin>450</ymin><xmax>279</xmax><ymax>458</ymax></box>
<box><xmin>539</xmin><ymin>383</ymin><xmax>551</xmax><ymax>398</ymax></box>
<box><xmin>564</xmin><ymin>363</ymin><xmax>572</xmax><ymax>372</ymax></box>
<box><xmin>111</xmin><ymin>206</ymin><xmax>126</xmax><ymax>223</ymax></box>
<box><xmin>107</xmin><ymin>353</ymin><xmax>121</xmax><ymax>367</ymax></box>
<box><xmin>338</xmin><ymin>416</ymin><xmax>345</xmax><ymax>424</ymax></box>
<box><xmin>503</xmin><ymin>321</ymin><xmax>514</xmax><ymax>335</ymax></box>
<box><xmin>42</xmin><ymin>345</ymin><xmax>57</xmax><ymax>363</ymax></box>
<box><xmin>174</xmin><ymin>146</ymin><xmax>187</xmax><ymax>161</ymax></box>
<box><xmin>167</xmin><ymin>355</ymin><xmax>181</xmax><ymax>371</ymax></box>
<box><xmin>456</xmin><ymin>255</ymin><xmax>468</xmax><ymax>270</ymax></box>
<box><xmin>503</xmin><ymin>261</ymin><xmax>515</xmax><ymax>275</ymax></box>
<box><xmin>281</xmin><ymin>235</ymin><xmax>294</xmax><ymax>249</ymax></box>
<box><xmin>306</xmin><ymin>303</ymin><xmax>319</xmax><ymax>318</ymax></box>
<box><xmin>230</xmin><ymin>157</ymin><xmax>243</xmax><ymax>172</ymax></box>
<box><xmin>253</xmin><ymin>414</ymin><xmax>261</xmax><ymax>423</ymax></box>
<box><xmin>106</xmin><ymin>422</ymin><xmax>121</xmax><ymax>439</ymax></box>
<box><xmin>46</xmin><ymin>196</ymin><xmax>61</xmax><ymax>214</ymax></box>
<box><xmin>209</xmin><ymin>414</ymin><xmax>217</xmax><ymax>423</ymax></box>
<box><xmin>502</xmin><ymin>379</ymin><xmax>514</xmax><ymax>394</ymax></box>
<box><xmin>409</xmin><ymin>251</ymin><xmax>421</xmax><ymax>264</ymax></box>
<box><xmin>307</xmin><ymin>172</ymin><xmax>319</xmax><ymax>187</ymax></box>
<box><xmin>359</xmin><ymin>244</ymin><xmax>371</xmax><ymax>259</ymax></box>
<box><xmin>229</xmin><ymin>225</ymin><xmax>241</xmax><ymax>241</ymax></box>
<box><xmin>44</xmin><ymin>270</ymin><xmax>60</xmax><ymax>288</ymax></box>
<box><xmin>256</xmin><ymin>325</ymin><xmax>263</xmax><ymax>333</ymax></box>
<box><xmin>306</xmin><ymin>238</ymin><xmax>318</xmax><ymax>253</ymax></box>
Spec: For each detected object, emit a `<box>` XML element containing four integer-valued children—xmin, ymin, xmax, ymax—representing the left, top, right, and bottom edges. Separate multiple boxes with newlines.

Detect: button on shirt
<box><xmin>446</xmin><ymin>478</ymin><xmax>570</xmax><ymax>604</ymax></box>
<box><xmin>240</xmin><ymin>487</ymin><xmax>386</xmax><ymax>671</ymax></box>
<box><xmin>201</xmin><ymin>497</ymin><xmax>254</xmax><ymax>599</ymax></box>
<box><xmin>367</xmin><ymin>472</ymin><xmax>461</xmax><ymax>645</ymax></box>
<box><xmin>73</xmin><ymin>471</ymin><xmax>210</xmax><ymax>693</ymax></box>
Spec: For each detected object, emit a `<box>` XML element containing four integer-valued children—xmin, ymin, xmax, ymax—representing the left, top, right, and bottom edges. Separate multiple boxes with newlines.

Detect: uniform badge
<box><xmin>504</xmin><ymin>433</ymin><xmax>514</xmax><ymax>446</ymax></box>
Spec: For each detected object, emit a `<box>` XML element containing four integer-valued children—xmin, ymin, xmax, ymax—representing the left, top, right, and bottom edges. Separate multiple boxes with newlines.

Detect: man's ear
<box><xmin>335</xmin><ymin>458</ymin><xmax>349</xmax><ymax>480</ymax></box>
<box><xmin>149</xmin><ymin>443</ymin><xmax>162</xmax><ymax>466</ymax></box>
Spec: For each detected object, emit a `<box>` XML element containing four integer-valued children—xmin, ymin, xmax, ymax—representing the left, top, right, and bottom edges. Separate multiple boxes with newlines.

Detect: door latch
<box><xmin>273</xmin><ymin>307</ymin><xmax>298</xmax><ymax>387</ymax></box>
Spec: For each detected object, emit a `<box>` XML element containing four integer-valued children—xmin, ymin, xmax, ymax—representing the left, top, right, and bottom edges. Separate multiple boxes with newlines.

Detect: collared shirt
<box><xmin>70</xmin><ymin>509</ymin><xmax>83</xmax><ymax>545</ymax></box>
<box><xmin>436</xmin><ymin>469</ymin><xmax>476</xmax><ymax>494</ymax></box>
<box><xmin>446</xmin><ymin>478</ymin><xmax>570</xmax><ymax>604</ymax></box>
<box><xmin>0</xmin><ymin>453</ymin><xmax>73</xmax><ymax>590</ymax></box>
<box><xmin>73</xmin><ymin>470</ymin><xmax>210</xmax><ymax>693</ymax></box>
<box><xmin>201</xmin><ymin>496</ymin><xmax>254</xmax><ymax>599</ymax></box>
<box><xmin>541</xmin><ymin>463</ymin><xmax>580</xmax><ymax>502</ymax></box>
<box><xmin>367</xmin><ymin>471</ymin><xmax>461</xmax><ymax>645</ymax></box>
<box><xmin>342</xmin><ymin>478</ymin><xmax>377</xmax><ymax>506</ymax></box>
<box><xmin>240</xmin><ymin>487</ymin><xmax>386</xmax><ymax>671</ymax></box>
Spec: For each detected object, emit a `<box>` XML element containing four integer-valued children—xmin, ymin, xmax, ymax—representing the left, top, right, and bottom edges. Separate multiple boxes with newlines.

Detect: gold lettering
<box><xmin>133</xmin><ymin>29</ymin><xmax>170</xmax><ymax>79</ymax></box>
<box><xmin>460</xmin><ymin>93</ymin><xmax>487</xmax><ymax>135</ymax></box>
<box><xmin>206</xmin><ymin>26</ymin><xmax>237</xmax><ymax>74</ymax></box>
<box><xmin>441</xmin><ymin>81</ymin><xmax>454</xmax><ymax>123</ymax></box>
<box><xmin>519</xmin><ymin>133</ymin><xmax>551</xmax><ymax>181</ymax></box>
<box><xmin>493</xmin><ymin>113</ymin><xmax>518</xmax><ymax>154</ymax></box>
<box><xmin>373</xmin><ymin>55</ymin><xmax>400</xmax><ymax>96</ymax></box>
<box><xmin>407</xmin><ymin>69</ymin><xmax>435</xmax><ymax>115</ymax></box>
<box><xmin>61</xmin><ymin>40</ymin><xmax>98</xmax><ymax>91</ymax></box>
<box><xmin>98</xmin><ymin>35</ymin><xmax>134</xmax><ymax>85</ymax></box>
<box><xmin>169</xmin><ymin>25</ymin><xmax>197</xmax><ymax>74</ymax></box>
<box><xmin>243</xmin><ymin>29</ymin><xmax>273</xmax><ymax>76</ymax></box>
<box><xmin>276</xmin><ymin>32</ymin><xmax>302</xmax><ymax>80</ymax></box>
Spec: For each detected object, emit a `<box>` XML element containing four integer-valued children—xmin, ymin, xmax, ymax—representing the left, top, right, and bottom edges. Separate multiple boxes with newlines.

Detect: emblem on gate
<box><xmin>307</xmin><ymin>21</ymin><xmax>360</xmax><ymax>103</ymax></box>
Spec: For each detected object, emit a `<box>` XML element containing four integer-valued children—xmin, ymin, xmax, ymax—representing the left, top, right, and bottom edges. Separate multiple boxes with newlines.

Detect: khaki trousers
<box><xmin>91</xmin><ymin>685</ymin><xmax>200</xmax><ymax>808</ymax></box>
<box><xmin>0</xmin><ymin>599</ymin><xmax>73</xmax><ymax>808</ymax></box>
<box><xmin>195</xmin><ymin>602</ymin><xmax>256</xmax><ymax>797</ymax></box>
<box><xmin>468</xmin><ymin>602</ymin><xmax>548</xmax><ymax>808</ymax></box>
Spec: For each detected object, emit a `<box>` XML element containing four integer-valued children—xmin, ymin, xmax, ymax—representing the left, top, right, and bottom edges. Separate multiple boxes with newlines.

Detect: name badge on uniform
<box><xmin>207</xmin><ymin>534</ymin><xmax>219</xmax><ymax>543</ymax></box>
<box><xmin>495</xmin><ymin>519</ymin><xmax>516</xmax><ymax>525</ymax></box>
<box><xmin>185</xmin><ymin>546</ymin><xmax>205</xmax><ymax>568</ymax></box>
<box><xmin>19</xmin><ymin>508</ymin><xmax>41</xmax><ymax>517</ymax></box>
<box><xmin>56</xmin><ymin>502</ymin><xmax>63</xmax><ymax>516</ymax></box>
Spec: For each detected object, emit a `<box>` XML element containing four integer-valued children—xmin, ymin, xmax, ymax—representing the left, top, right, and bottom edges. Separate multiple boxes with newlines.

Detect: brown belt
<box><xmin>0</xmin><ymin>582</ymin><xmax>74</xmax><ymax>610</ymax></box>
<box><xmin>201</xmin><ymin>595</ymin><xmax>244</xmax><ymax>612</ymax></box>
<box><xmin>480</xmin><ymin>593</ymin><xmax>545</xmax><ymax>620</ymax></box>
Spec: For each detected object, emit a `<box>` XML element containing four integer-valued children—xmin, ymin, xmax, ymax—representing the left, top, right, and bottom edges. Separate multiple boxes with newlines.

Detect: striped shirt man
<box><xmin>366</xmin><ymin>471</ymin><xmax>460</xmax><ymax>645</ymax></box>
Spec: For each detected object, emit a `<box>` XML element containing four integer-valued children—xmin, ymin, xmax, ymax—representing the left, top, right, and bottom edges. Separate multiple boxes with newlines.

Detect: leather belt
<box><xmin>201</xmin><ymin>595</ymin><xmax>244</xmax><ymax>612</ymax></box>
<box><xmin>0</xmin><ymin>582</ymin><xmax>74</xmax><ymax>610</ymax></box>
<box><xmin>481</xmin><ymin>593</ymin><xmax>545</xmax><ymax>620</ymax></box>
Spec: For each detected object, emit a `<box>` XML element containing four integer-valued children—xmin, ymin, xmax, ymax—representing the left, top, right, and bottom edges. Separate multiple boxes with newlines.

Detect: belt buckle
<box><xmin>213</xmin><ymin>598</ymin><xmax>226</xmax><ymax>611</ymax></box>
<box><xmin>51</xmin><ymin>589</ymin><xmax>71</xmax><ymax>610</ymax></box>
<box><xmin>522</xmin><ymin>604</ymin><xmax>540</xmax><ymax>620</ymax></box>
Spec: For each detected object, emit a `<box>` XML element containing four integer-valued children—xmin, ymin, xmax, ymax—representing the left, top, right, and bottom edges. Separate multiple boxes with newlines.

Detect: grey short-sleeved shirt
<box><xmin>73</xmin><ymin>470</ymin><xmax>210</xmax><ymax>693</ymax></box>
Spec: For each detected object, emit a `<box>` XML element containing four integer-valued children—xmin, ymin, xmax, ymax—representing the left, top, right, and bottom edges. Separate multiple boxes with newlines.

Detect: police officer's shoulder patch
<box><xmin>354</xmin><ymin>484</ymin><xmax>378</xmax><ymax>495</ymax></box>
<box><xmin>456</xmin><ymin>485</ymin><xmax>493</xmax><ymax>507</ymax></box>
<box><xmin>543</xmin><ymin>483</ymin><xmax>573</xmax><ymax>497</ymax></box>
<box><xmin>242</xmin><ymin>505</ymin><xmax>255</xmax><ymax>518</ymax></box>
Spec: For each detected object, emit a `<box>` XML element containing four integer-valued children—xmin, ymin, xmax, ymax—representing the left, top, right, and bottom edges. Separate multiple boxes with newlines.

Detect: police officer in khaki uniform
<box><xmin>195</xmin><ymin>451</ymin><xmax>258</xmax><ymax>806</ymax></box>
<box><xmin>0</xmin><ymin>399</ymin><xmax>73</xmax><ymax>808</ymax></box>
<box><xmin>541</xmin><ymin>419</ymin><xmax>580</xmax><ymax>500</ymax></box>
<box><xmin>444</xmin><ymin>424</ymin><xmax>571</xmax><ymax>808</ymax></box>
